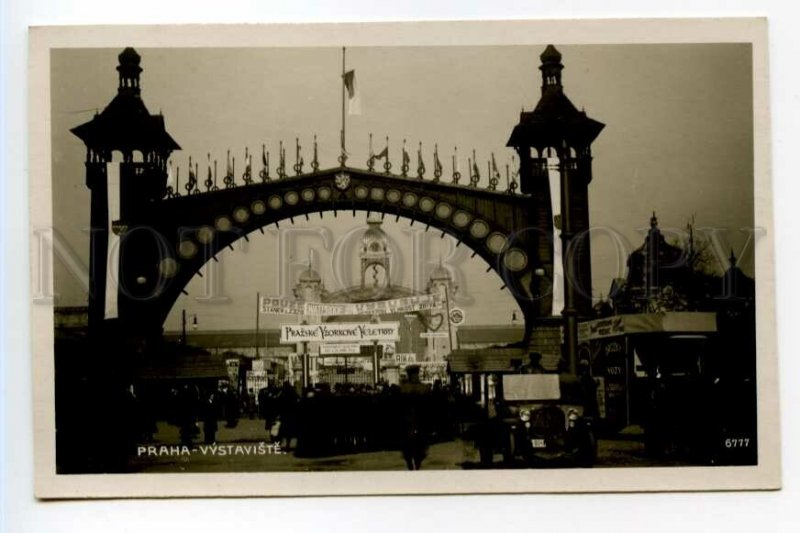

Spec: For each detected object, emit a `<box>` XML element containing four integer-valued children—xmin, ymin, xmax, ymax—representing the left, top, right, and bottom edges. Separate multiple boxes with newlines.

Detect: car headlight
<box><xmin>567</xmin><ymin>409</ymin><xmax>579</xmax><ymax>428</ymax></box>
<box><xmin>519</xmin><ymin>409</ymin><xmax>531</xmax><ymax>422</ymax></box>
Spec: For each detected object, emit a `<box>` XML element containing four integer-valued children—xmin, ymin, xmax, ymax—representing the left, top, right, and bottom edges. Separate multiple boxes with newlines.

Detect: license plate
<box><xmin>531</xmin><ymin>439</ymin><xmax>546</xmax><ymax>448</ymax></box>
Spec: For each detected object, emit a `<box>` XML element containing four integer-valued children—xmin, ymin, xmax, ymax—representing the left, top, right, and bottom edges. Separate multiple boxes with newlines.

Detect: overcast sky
<box><xmin>49</xmin><ymin>43</ymin><xmax>754</xmax><ymax>331</ymax></box>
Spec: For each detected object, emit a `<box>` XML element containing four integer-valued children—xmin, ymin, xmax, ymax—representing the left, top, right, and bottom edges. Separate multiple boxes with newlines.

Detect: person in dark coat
<box><xmin>399</xmin><ymin>365</ymin><xmax>431</xmax><ymax>470</ymax></box>
<box><xmin>201</xmin><ymin>390</ymin><xmax>220</xmax><ymax>444</ymax></box>
<box><xmin>177</xmin><ymin>383</ymin><xmax>198</xmax><ymax>446</ymax></box>
<box><xmin>224</xmin><ymin>385</ymin><xmax>240</xmax><ymax>428</ymax></box>
<box><xmin>520</xmin><ymin>352</ymin><xmax>546</xmax><ymax>374</ymax></box>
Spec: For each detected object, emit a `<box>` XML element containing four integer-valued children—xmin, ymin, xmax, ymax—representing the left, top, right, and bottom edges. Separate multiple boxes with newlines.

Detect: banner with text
<box><xmin>280</xmin><ymin>322</ymin><xmax>401</xmax><ymax>344</ymax></box>
<box><xmin>261</xmin><ymin>294</ymin><xmax>442</xmax><ymax>316</ymax></box>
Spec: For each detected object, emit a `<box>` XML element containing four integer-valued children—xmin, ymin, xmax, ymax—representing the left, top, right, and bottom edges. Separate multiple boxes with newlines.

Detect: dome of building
<box><xmin>298</xmin><ymin>264</ymin><xmax>322</xmax><ymax>283</ymax></box>
<box><xmin>429</xmin><ymin>262</ymin><xmax>452</xmax><ymax>281</ymax></box>
<box><xmin>361</xmin><ymin>219</ymin><xmax>388</xmax><ymax>253</ymax></box>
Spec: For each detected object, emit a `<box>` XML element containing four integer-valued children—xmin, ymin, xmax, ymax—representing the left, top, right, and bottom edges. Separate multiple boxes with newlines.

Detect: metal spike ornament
<box><xmin>311</xmin><ymin>135</ymin><xmax>320</xmax><ymax>173</ymax></box>
<box><xmin>165</xmin><ymin>160</ymin><xmax>174</xmax><ymax>198</ymax></box>
<box><xmin>488</xmin><ymin>152</ymin><xmax>500</xmax><ymax>191</ymax></box>
<box><xmin>293</xmin><ymin>137</ymin><xmax>304</xmax><ymax>176</ymax></box>
<box><xmin>401</xmin><ymin>139</ymin><xmax>410</xmax><ymax>177</ymax></box>
<box><xmin>416</xmin><ymin>142</ymin><xmax>426</xmax><ymax>179</ymax></box>
<box><xmin>367</xmin><ymin>133</ymin><xmax>375</xmax><ymax>171</ymax></box>
<box><xmin>433</xmin><ymin>144</ymin><xmax>442</xmax><ymax>182</ymax></box>
<box><xmin>259</xmin><ymin>144</ymin><xmax>270</xmax><ymax>182</ymax></box>
<box><xmin>242</xmin><ymin>147</ymin><xmax>253</xmax><ymax>185</ymax></box>
<box><xmin>277</xmin><ymin>141</ymin><xmax>286</xmax><ymax>179</ymax></box>
<box><xmin>204</xmin><ymin>154</ymin><xmax>213</xmax><ymax>192</ymax></box>
<box><xmin>174</xmin><ymin>166</ymin><xmax>181</xmax><ymax>197</ymax></box>
<box><xmin>223</xmin><ymin>150</ymin><xmax>234</xmax><ymax>188</ymax></box>
<box><xmin>452</xmin><ymin>147</ymin><xmax>461</xmax><ymax>184</ymax></box>
<box><xmin>185</xmin><ymin>156</ymin><xmax>196</xmax><ymax>195</ymax></box>
<box><xmin>383</xmin><ymin>137</ymin><xmax>392</xmax><ymax>174</ymax></box>
<box><xmin>212</xmin><ymin>158</ymin><xmax>219</xmax><ymax>192</ymax></box>
<box><xmin>469</xmin><ymin>149</ymin><xmax>480</xmax><ymax>187</ymax></box>
<box><xmin>193</xmin><ymin>161</ymin><xmax>199</xmax><ymax>194</ymax></box>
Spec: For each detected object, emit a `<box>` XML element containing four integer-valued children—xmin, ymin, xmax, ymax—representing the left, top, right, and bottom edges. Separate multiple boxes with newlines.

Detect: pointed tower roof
<box><xmin>507</xmin><ymin>44</ymin><xmax>604</xmax><ymax>150</ymax></box>
<box><xmin>71</xmin><ymin>47</ymin><xmax>180</xmax><ymax>154</ymax></box>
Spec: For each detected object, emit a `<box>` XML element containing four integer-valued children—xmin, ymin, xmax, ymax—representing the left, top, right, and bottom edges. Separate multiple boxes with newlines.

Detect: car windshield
<box><xmin>502</xmin><ymin>374</ymin><xmax>588</xmax><ymax>403</ymax></box>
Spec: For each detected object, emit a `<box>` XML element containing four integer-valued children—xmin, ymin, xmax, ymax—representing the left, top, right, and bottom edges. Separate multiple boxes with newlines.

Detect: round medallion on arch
<box><xmin>419</xmin><ymin>197</ymin><xmax>435</xmax><ymax>213</ymax></box>
<box><xmin>268</xmin><ymin>195</ymin><xmax>283</xmax><ymax>210</ymax></box>
<box><xmin>251</xmin><ymin>200</ymin><xmax>266</xmax><ymax>215</ymax></box>
<box><xmin>486</xmin><ymin>232</ymin><xmax>509</xmax><ymax>255</ymax></box>
<box><xmin>452</xmin><ymin>210</ymin><xmax>471</xmax><ymax>228</ymax></box>
<box><xmin>196</xmin><ymin>225</ymin><xmax>215</xmax><ymax>245</ymax></box>
<box><xmin>435</xmin><ymin>202</ymin><xmax>453</xmax><ymax>219</ymax></box>
<box><xmin>370</xmin><ymin>187</ymin><xmax>385</xmax><ymax>201</ymax></box>
<box><xmin>158</xmin><ymin>257</ymin><xmax>179</xmax><ymax>278</ymax></box>
<box><xmin>354</xmin><ymin>185</ymin><xmax>370</xmax><ymax>200</ymax></box>
<box><xmin>317</xmin><ymin>186</ymin><xmax>332</xmax><ymax>201</ymax></box>
<box><xmin>470</xmin><ymin>219</ymin><xmax>490</xmax><ymax>239</ymax></box>
<box><xmin>284</xmin><ymin>191</ymin><xmax>299</xmax><ymax>206</ymax></box>
<box><xmin>402</xmin><ymin>192</ymin><xmax>418</xmax><ymax>207</ymax></box>
<box><xmin>386</xmin><ymin>189</ymin><xmax>402</xmax><ymax>203</ymax></box>
<box><xmin>178</xmin><ymin>240</ymin><xmax>198</xmax><ymax>259</ymax></box>
<box><xmin>233</xmin><ymin>206</ymin><xmax>250</xmax><ymax>224</ymax></box>
<box><xmin>301</xmin><ymin>188</ymin><xmax>316</xmax><ymax>202</ymax></box>
<box><xmin>215</xmin><ymin>216</ymin><xmax>233</xmax><ymax>232</ymax></box>
<box><xmin>503</xmin><ymin>248</ymin><xmax>528</xmax><ymax>272</ymax></box>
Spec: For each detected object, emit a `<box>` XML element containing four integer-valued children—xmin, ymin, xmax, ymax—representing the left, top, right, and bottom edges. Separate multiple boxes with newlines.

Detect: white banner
<box><xmin>280</xmin><ymin>322</ymin><xmax>400</xmax><ymax>343</ymax></box>
<box><xmin>319</xmin><ymin>343</ymin><xmax>363</xmax><ymax>355</ymax></box>
<box><xmin>420</xmin><ymin>331</ymin><xmax>449</xmax><ymax>339</ymax></box>
<box><xmin>261</xmin><ymin>294</ymin><xmax>442</xmax><ymax>316</ymax></box>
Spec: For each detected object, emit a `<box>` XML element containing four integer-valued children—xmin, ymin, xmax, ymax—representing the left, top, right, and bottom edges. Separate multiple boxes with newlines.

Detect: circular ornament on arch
<box><xmin>354</xmin><ymin>185</ymin><xmax>370</xmax><ymax>200</ymax></box>
<box><xmin>268</xmin><ymin>195</ymin><xmax>283</xmax><ymax>210</ymax></box>
<box><xmin>386</xmin><ymin>189</ymin><xmax>402</xmax><ymax>203</ymax></box>
<box><xmin>233</xmin><ymin>206</ymin><xmax>250</xmax><ymax>223</ymax></box>
<box><xmin>486</xmin><ymin>232</ymin><xmax>509</xmax><ymax>255</ymax></box>
<box><xmin>284</xmin><ymin>191</ymin><xmax>299</xmax><ymax>206</ymax></box>
<box><xmin>158</xmin><ymin>257</ymin><xmax>179</xmax><ymax>278</ymax></box>
<box><xmin>503</xmin><ymin>248</ymin><xmax>528</xmax><ymax>272</ymax></box>
<box><xmin>402</xmin><ymin>192</ymin><xmax>419</xmax><ymax>207</ymax></box>
<box><xmin>317</xmin><ymin>186</ymin><xmax>332</xmax><ymax>201</ymax></box>
<box><xmin>370</xmin><ymin>187</ymin><xmax>385</xmax><ymax>201</ymax></box>
<box><xmin>452</xmin><ymin>210</ymin><xmax>471</xmax><ymax>228</ymax></box>
<box><xmin>215</xmin><ymin>216</ymin><xmax>233</xmax><ymax>232</ymax></box>
<box><xmin>178</xmin><ymin>240</ymin><xmax>198</xmax><ymax>259</ymax></box>
<box><xmin>469</xmin><ymin>219</ymin><xmax>490</xmax><ymax>239</ymax></box>
<box><xmin>301</xmin><ymin>188</ymin><xmax>316</xmax><ymax>202</ymax></box>
<box><xmin>251</xmin><ymin>200</ymin><xmax>266</xmax><ymax>215</ymax></box>
<box><xmin>435</xmin><ymin>202</ymin><xmax>453</xmax><ymax>219</ymax></box>
<box><xmin>419</xmin><ymin>197</ymin><xmax>436</xmax><ymax>213</ymax></box>
<box><xmin>196</xmin><ymin>225</ymin><xmax>215</xmax><ymax>244</ymax></box>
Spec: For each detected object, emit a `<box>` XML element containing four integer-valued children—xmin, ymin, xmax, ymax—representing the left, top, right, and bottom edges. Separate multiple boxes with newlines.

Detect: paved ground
<box><xmin>126</xmin><ymin>419</ymin><xmax>692</xmax><ymax>473</ymax></box>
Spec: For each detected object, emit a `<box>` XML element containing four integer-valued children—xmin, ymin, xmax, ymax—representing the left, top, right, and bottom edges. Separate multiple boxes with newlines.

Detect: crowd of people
<box><xmin>120</xmin><ymin>368</ymin><xmax>479</xmax><ymax>470</ymax></box>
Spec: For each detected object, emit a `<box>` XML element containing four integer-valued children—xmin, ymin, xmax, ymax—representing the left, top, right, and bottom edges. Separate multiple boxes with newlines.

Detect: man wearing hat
<box><xmin>399</xmin><ymin>365</ymin><xmax>431</xmax><ymax>470</ymax></box>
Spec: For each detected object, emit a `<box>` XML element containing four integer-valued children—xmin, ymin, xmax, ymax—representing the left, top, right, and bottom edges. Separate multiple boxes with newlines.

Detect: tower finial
<box><xmin>539</xmin><ymin>44</ymin><xmax>564</xmax><ymax>94</ymax></box>
<box><xmin>116</xmin><ymin>47</ymin><xmax>142</xmax><ymax>96</ymax></box>
<box><xmin>650</xmin><ymin>211</ymin><xmax>658</xmax><ymax>229</ymax></box>
<box><xmin>729</xmin><ymin>249</ymin><xmax>737</xmax><ymax>267</ymax></box>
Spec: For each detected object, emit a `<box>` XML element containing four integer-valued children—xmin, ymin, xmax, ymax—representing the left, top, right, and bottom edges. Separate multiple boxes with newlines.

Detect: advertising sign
<box><xmin>280</xmin><ymin>322</ymin><xmax>400</xmax><ymax>343</ymax></box>
<box><xmin>262</xmin><ymin>294</ymin><xmax>442</xmax><ymax>316</ymax></box>
<box><xmin>319</xmin><ymin>343</ymin><xmax>362</xmax><ymax>355</ymax></box>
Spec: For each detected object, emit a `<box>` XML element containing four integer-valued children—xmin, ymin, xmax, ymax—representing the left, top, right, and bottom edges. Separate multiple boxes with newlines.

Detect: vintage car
<box><xmin>476</xmin><ymin>374</ymin><xmax>597</xmax><ymax>467</ymax></box>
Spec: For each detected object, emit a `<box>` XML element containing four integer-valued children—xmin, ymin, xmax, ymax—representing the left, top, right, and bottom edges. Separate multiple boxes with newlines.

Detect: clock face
<box><xmin>334</xmin><ymin>172</ymin><xmax>350</xmax><ymax>190</ymax></box>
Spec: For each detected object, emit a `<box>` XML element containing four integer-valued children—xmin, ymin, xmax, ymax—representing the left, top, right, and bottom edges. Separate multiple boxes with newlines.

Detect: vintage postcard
<box><xmin>29</xmin><ymin>18</ymin><xmax>779</xmax><ymax>498</ymax></box>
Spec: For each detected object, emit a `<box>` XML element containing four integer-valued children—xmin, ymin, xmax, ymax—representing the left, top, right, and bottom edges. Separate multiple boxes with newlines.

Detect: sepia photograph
<box><xmin>28</xmin><ymin>19</ymin><xmax>778</xmax><ymax>498</ymax></box>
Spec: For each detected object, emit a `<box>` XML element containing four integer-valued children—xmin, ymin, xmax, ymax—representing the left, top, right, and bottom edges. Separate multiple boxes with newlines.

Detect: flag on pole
<box><xmin>343</xmin><ymin>69</ymin><xmax>361</xmax><ymax>115</ymax></box>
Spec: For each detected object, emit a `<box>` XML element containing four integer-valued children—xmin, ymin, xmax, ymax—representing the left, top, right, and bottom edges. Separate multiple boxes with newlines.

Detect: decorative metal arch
<box><xmin>115</xmin><ymin>166</ymin><xmax>552</xmax><ymax>342</ymax></box>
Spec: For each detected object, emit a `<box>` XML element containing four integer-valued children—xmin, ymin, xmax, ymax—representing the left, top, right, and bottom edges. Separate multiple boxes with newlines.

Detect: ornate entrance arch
<box><xmin>72</xmin><ymin>45</ymin><xmax>603</xmax><ymax>370</ymax></box>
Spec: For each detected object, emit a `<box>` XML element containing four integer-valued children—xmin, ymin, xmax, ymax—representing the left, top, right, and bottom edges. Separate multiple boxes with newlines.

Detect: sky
<box><xmin>48</xmin><ymin>43</ymin><xmax>755</xmax><ymax>331</ymax></box>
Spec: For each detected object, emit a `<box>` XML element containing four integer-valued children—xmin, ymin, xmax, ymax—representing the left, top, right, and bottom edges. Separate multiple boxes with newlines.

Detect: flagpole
<box><xmin>341</xmin><ymin>47</ymin><xmax>346</xmax><ymax>161</ymax></box>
